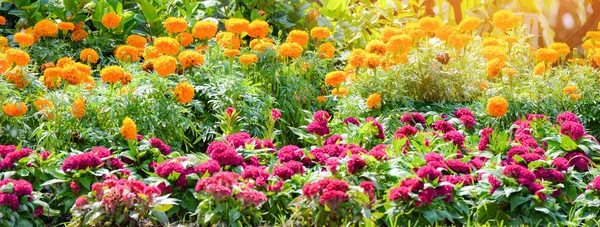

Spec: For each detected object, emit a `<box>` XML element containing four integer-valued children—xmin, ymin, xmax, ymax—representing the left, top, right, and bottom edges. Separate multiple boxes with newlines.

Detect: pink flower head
<box><xmin>242</xmin><ymin>165</ymin><xmax>270</xmax><ymax>187</ymax></box>
<box><xmin>459</xmin><ymin>115</ymin><xmax>476</xmax><ymax>129</ymax></box>
<box><xmin>271</xmin><ymin>109</ymin><xmax>282</xmax><ymax>121</ymax></box>
<box><xmin>366</xmin><ymin>117</ymin><xmax>385</xmax><ymax>140</ymax></box>
<box><xmin>416</xmin><ymin>188</ymin><xmax>436</xmax><ymax>206</ymax></box>
<box><xmin>442</xmin><ymin>130</ymin><xmax>465</xmax><ymax>147</ymax></box>
<box><xmin>343</xmin><ymin>117</ymin><xmax>360</xmax><ymax>126</ymax></box>
<box><xmin>326</xmin><ymin>157</ymin><xmax>339</xmax><ymax>174</ymax></box>
<box><xmin>34</xmin><ymin>206</ymin><xmax>44</xmax><ymax>217</ymax></box>
<box><xmin>306</xmin><ymin>121</ymin><xmax>330</xmax><ymax>136</ymax></box>
<box><xmin>225</xmin><ymin>132</ymin><xmax>252</xmax><ymax>148</ymax></box>
<box><xmin>347</xmin><ymin>155</ymin><xmax>366</xmax><ymax>174</ymax></box>
<box><xmin>277</xmin><ymin>145</ymin><xmax>303</xmax><ymax>163</ymax></box>
<box><xmin>212</xmin><ymin>150</ymin><xmax>244</xmax><ymax>167</ymax></box>
<box><xmin>396</xmin><ymin>125</ymin><xmax>418</xmax><ymax>137</ymax></box>
<box><xmin>368</xmin><ymin>144</ymin><xmax>389</xmax><ymax>160</ymax></box>
<box><xmin>313</xmin><ymin>110</ymin><xmax>330</xmax><ymax>122</ymax></box>
<box><xmin>416</xmin><ymin>165</ymin><xmax>442</xmax><ymax>182</ymax></box>
<box><xmin>226</xmin><ymin>107</ymin><xmax>235</xmax><ymax>116</ymax></box>
<box><xmin>389</xmin><ymin>186</ymin><xmax>411</xmax><ymax>201</ymax></box>
<box><xmin>556</xmin><ymin>112</ymin><xmax>579</xmax><ymax>124</ymax></box>
<box><xmin>488</xmin><ymin>175</ymin><xmax>501</xmax><ymax>194</ymax></box>
<box><xmin>324</xmin><ymin>135</ymin><xmax>343</xmax><ymax>145</ymax></box>
<box><xmin>62</xmin><ymin>152</ymin><xmax>102</xmax><ymax>172</ymax></box>
<box><xmin>552</xmin><ymin>157</ymin><xmax>569</xmax><ymax>171</ymax></box>
<box><xmin>0</xmin><ymin>193</ymin><xmax>19</xmax><ymax>211</ymax></box>
<box><xmin>0</xmin><ymin>145</ymin><xmax>16</xmax><ymax>158</ymax></box>
<box><xmin>39</xmin><ymin>151</ymin><xmax>51</xmax><ymax>160</ymax></box>
<box><xmin>445</xmin><ymin>159</ymin><xmax>471</xmax><ymax>174</ymax></box>
<box><xmin>454</xmin><ymin>108</ymin><xmax>474</xmax><ymax>118</ymax></box>
<box><xmin>589</xmin><ymin>176</ymin><xmax>600</xmax><ymax>191</ymax></box>
<box><xmin>268</xmin><ymin>181</ymin><xmax>284</xmax><ymax>192</ymax></box>
<box><xmin>319</xmin><ymin>190</ymin><xmax>347</xmax><ymax>209</ymax></box>
<box><xmin>507</xmin><ymin>146</ymin><xmax>529</xmax><ymax>159</ymax></box>
<box><xmin>70</xmin><ymin>181</ymin><xmax>80</xmax><ymax>193</ymax></box>
<box><xmin>236</xmin><ymin>189</ymin><xmax>267</xmax><ymax>207</ymax></box>
<box><xmin>424</xmin><ymin>152</ymin><xmax>444</xmax><ymax>163</ymax></box>
<box><xmin>560</xmin><ymin>121</ymin><xmax>585</xmax><ymax>141</ymax></box>
<box><xmin>565</xmin><ymin>151</ymin><xmax>591</xmax><ymax>171</ymax></box>
<box><xmin>149</xmin><ymin>138</ymin><xmax>171</xmax><ymax>155</ymax></box>
<box><xmin>195</xmin><ymin>159</ymin><xmax>221</xmax><ymax>176</ymax></box>
<box><xmin>400</xmin><ymin>112</ymin><xmax>426</xmax><ymax>126</ymax></box>
<box><xmin>432</xmin><ymin>120</ymin><xmax>455</xmax><ymax>133</ymax></box>
<box><xmin>502</xmin><ymin>164</ymin><xmax>536</xmax><ymax>186</ymax></box>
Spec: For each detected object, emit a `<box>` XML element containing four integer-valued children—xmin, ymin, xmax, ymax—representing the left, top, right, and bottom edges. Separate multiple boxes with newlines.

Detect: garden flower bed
<box><xmin>1</xmin><ymin>0</ymin><xmax>600</xmax><ymax>225</ymax></box>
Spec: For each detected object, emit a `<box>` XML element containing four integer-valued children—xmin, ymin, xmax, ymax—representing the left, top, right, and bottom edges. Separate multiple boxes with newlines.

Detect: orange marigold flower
<box><xmin>286</xmin><ymin>30</ymin><xmax>309</xmax><ymax>47</ymax></box>
<box><xmin>366</xmin><ymin>40</ymin><xmax>386</xmax><ymax>55</ymax></box>
<box><xmin>80</xmin><ymin>48</ymin><xmax>99</xmax><ymax>64</ymax></box>
<box><xmin>216</xmin><ymin>32</ymin><xmax>241</xmax><ymax>49</ymax></box>
<box><xmin>502</xmin><ymin>36</ymin><xmax>518</xmax><ymax>45</ymax></box>
<box><xmin>386</xmin><ymin>34</ymin><xmax>412</xmax><ymax>54</ymax></box>
<box><xmin>317</xmin><ymin>96</ymin><xmax>327</xmax><ymax>103</ymax></box>
<box><xmin>310</xmin><ymin>27</ymin><xmax>331</xmax><ymax>39</ymax></box>
<box><xmin>14</xmin><ymin>32</ymin><xmax>35</xmax><ymax>48</ymax></box>
<box><xmin>223</xmin><ymin>49</ymin><xmax>240</xmax><ymax>57</ymax></box>
<box><xmin>178</xmin><ymin>50</ymin><xmax>205</xmax><ymax>68</ymax></box>
<box><xmin>479</xmin><ymin>81</ymin><xmax>489</xmax><ymax>91</ymax></box>
<box><xmin>348</xmin><ymin>49</ymin><xmax>367</xmax><ymax>68</ymax></box>
<box><xmin>435</xmin><ymin>25</ymin><xmax>455</xmax><ymax>41</ymax></box>
<box><xmin>562</xmin><ymin>85</ymin><xmax>579</xmax><ymax>94</ymax></box>
<box><xmin>61</xmin><ymin>64</ymin><xmax>83</xmax><ymax>85</ymax></box>
<box><xmin>71</xmin><ymin>29</ymin><xmax>88</xmax><ymax>42</ymax></box>
<box><xmin>102</xmin><ymin>12</ymin><xmax>121</xmax><ymax>29</ymax></box>
<box><xmin>225</xmin><ymin>18</ymin><xmax>250</xmax><ymax>34</ymax></box>
<box><xmin>114</xmin><ymin>45</ymin><xmax>139</xmax><ymax>62</ymax></box>
<box><xmin>153</xmin><ymin>55</ymin><xmax>177</xmax><ymax>77</ymax></box>
<box><xmin>0</xmin><ymin>55</ymin><xmax>8</xmax><ymax>74</ymax></box>
<box><xmin>192</xmin><ymin>21</ymin><xmax>218</xmax><ymax>40</ymax></box>
<box><xmin>154</xmin><ymin>37</ymin><xmax>180</xmax><ymax>55</ymax></box>
<box><xmin>448</xmin><ymin>33</ymin><xmax>472</xmax><ymax>50</ymax></box>
<box><xmin>127</xmin><ymin>35</ymin><xmax>147</xmax><ymax>49</ymax></box>
<box><xmin>74</xmin><ymin>21</ymin><xmax>85</xmax><ymax>30</ymax></box>
<box><xmin>331</xmin><ymin>87</ymin><xmax>348</xmax><ymax>96</ymax></box>
<box><xmin>34</xmin><ymin>19</ymin><xmax>58</xmax><ymax>37</ymax></box>
<box><xmin>143</xmin><ymin>46</ymin><xmax>161</xmax><ymax>60</ymax></box>
<box><xmin>5</xmin><ymin>48</ymin><xmax>30</xmax><ymax>66</ymax></box>
<box><xmin>324</xmin><ymin>71</ymin><xmax>347</xmax><ymax>87</ymax></box>
<box><xmin>57</xmin><ymin>57</ymin><xmax>75</xmax><ymax>68</ymax></box>
<box><xmin>0</xmin><ymin>36</ymin><xmax>8</xmax><ymax>47</ymax></box>
<box><xmin>174</xmin><ymin>81</ymin><xmax>194</xmax><ymax>104</ymax></box>
<box><xmin>240</xmin><ymin>54</ymin><xmax>258</xmax><ymax>65</ymax></box>
<box><xmin>418</xmin><ymin>17</ymin><xmax>441</xmax><ymax>33</ymax></box>
<box><xmin>74</xmin><ymin>62</ymin><xmax>91</xmax><ymax>77</ymax></box>
<box><xmin>482</xmin><ymin>45</ymin><xmax>507</xmax><ymax>63</ymax></box>
<box><xmin>482</xmin><ymin>37</ymin><xmax>500</xmax><ymax>47</ymax></box>
<box><xmin>504</xmin><ymin>68</ymin><xmax>517</xmax><ymax>75</ymax></box>
<box><xmin>5</xmin><ymin>67</ymin><xmax>28</xmax><ymax>88</ymax></box>
<box><xmin>250</xmin><ymin>38</ymin><xmax>274</xmax><ymax>51</ymax></box>
<box><xmin>0</xmin><ymin>16</ymin><xmax>5</xmax><ymax>25</ymax></box>
<box><xmin>177</xmin><ymin>32</ymin><xmax>194</xmax><ymax>47</ymax></box>
<box><xmin>42</xmin><ymin>67</ymin><xmax>63</xmax><ymax>89</ymax></box>
<box><xmin>164</xmin><ymin>17</ymin><xmax>188</xmax><ymax>34</ymax></box>
<box><xmin>35</xmin><ymin>98</ymin><xmax>54</xmax><ymax>120</ymax></box>
<box><xmin>570</xmin><ymin>93</ymin><xmax>581</xmax><ymax>100</ymax></box>
<box><xmin>493</xmin><ymin>10</ymin><xmax>517</xmax><ymax>30</ymax></box>
<box><xmin>486</xmin><ymin>58</ymin><xmax>504</xmax><ymax>78</ymax></box>
<box><xmin>120</xmin><ymin>72</ymin><xmax>132</xmax><ymax>85</ymax></box>
<box><xmin>458</xmin><ymin>17</ymin><xmax>481</xmax><ymax>32</ymax></box>
<box><xmin>278</xmin><ymin>42</ymin><xmax>303</xmax><ymax>58</ymax></box>
<box><xmin>588</xmin><ymin>31</ymin><xmax>600</xmax><ymax>41</ymax></box>
<box><xmin>248</xmin><ymin>20</ymin><xmax>269</xmax><ymax>38</ymax></box>
<box><xmin>83</xmin><ymin>75</ymin><xmax>95</xmax><ymax>90</ymax></box>
<box><xmin>381</xmin><ymin>27</ymin><xmax>403</xmax><ymax>43</ymax></box>
<box><xmin>535</xmin><ymin>48</ymin><xmax>559</xmax><ymax>64</ymax></box>
<box><xmin>487</xmin><ymin>96</ymin><xmax>508</xmax><ymax>117</ymax></box>
<box><xmin>71</xmin><ymin>97</ymin><xmax>85</xmax><ymax>120</ymax></box>
<box><xmin>100</xmin><ymin>65</ymin><xmax>126</xmax><ymax>84</ymax></box>
<box><xmin>404</xmin><ymin>22</ymin><xmax>425</xmax><ymax>38</ymax></box>
<box><xmin>318</xmin><ymin>42</ymin><xmax>335</xmax><ymax>59</ymax></box>
<box><xmin>58</xmin><ymin>22</ymin><xmax>74</xmax><ymax>31</ymax></box>
<box><xmin>364</xmin><ymin>54</ymin><xmax>381</xmax><ymax>68</ymax></box>
<box><xmin>366</xmin><ymin>93</ymin><xmax>382</xmax><ymax>109</ymax></box>
<box><xmin>3</xmin><ymin>102</ymin><xmax>28</xmax><ymax>117</ymax></box>
<box><xmin>534</xmin><ymin>62</ymin><xmax>549</xmax><ymax>75</ymax></box>
<box><xmin>549</xmin><ymin>42</ymin><xmax>570</xmax><ymax>57</ymax></box>
<box><xmin>120</xmin><ymin>117</ymin><xmax>138</xmax><ymax>140</ymax></box>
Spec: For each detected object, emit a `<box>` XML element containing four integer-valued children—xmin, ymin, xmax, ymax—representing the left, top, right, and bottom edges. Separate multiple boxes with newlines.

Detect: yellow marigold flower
<box><xmin>74</xmin><ymin>62</ymin><xmax>91</xmax><ymax>77</ymax></box>
<box><xmin>487</xmin><ymin>96</ymin><xmax>508</xmax><ymax>117</ymax></box>
<box><xmin>216</xmin><ymin>32</ymin><xmax>241</xmax><ymax>49</ymax></box>
<box><xmin>5</xmin><ymin>48</ymin><xmax>30</xmax><ymax>66</ymax></box>
<box><xmin>562</xmin><ymin>85</ymin><xmax>579</xmax><ymax>94</ymax></box>
<box><xmin>192</xmin><ymin>21</ymin><xmax>218</xmax><ymax>40</ymax></box>
<box><xmin>223</xmin><ymin>49</ymin><xmax>240</xmax><ymax>57</ymax></box>
<box><xmin>34</xmin><ymin>19</ymin><xmax>58</xmax><ymax>37</ymax></box>
<box><xmin>570</xmin><ymin>93</ymin><xmax>581</xmax><ymax>100</ymax></box>
<box><xmin>0</xmin><ymin>16</ymin><xmax>5</xmax><ymax>25</ymax></box>
<box><xmin>57</xmin><ymin>22</ymin><xmax>74</xmax><ymax>31</ymax></box>
<box><xmin>549</xmin><ymin>42</ymin><xmax>570</xmax><ymax>57</ymax></box>
<box><xmin>318</xmin><ymin>42</ymin><xmax>335</xmax><ymax>59</ymax></box>
<box><xmin>502</xmin><ymin>36</ymin><xmax>518</xmax><ymax>45</ymax></box>
<box><xmin>5</xmin><ymin>67</ymin><xmax>28</xmax><ymax>88</ymax></box>
<box><xmin>62</xmin><ymin>64</ymin><xmax>83</xmax><ymax>85</ymax></box>
<box><xmin>386</xmin><ymin>35</ymin><xmax>412</xmax><ymax>54</ymax></box>
<box><xmin>418</xmin><ymin>17</ymin><xmax>441</xmax><ymax>33</ymax></box>
<box><xmin>286</xmin><ymin>30</ymin><xmax>309</xmax><ymax>47</ymax></box>
<box><xmin>479</xmin><ymin>81</ymin><xmax>488</xmax><ymax>91</ymax></box>
<box><xmin>35</xmin><ymin>98</ymin><xmax>54</xmax><ymax>120</ymax></box>
<box><xmin>381</xmin><ymin>27</ymin><xmax>403</xmax><ymax>43</ymax></box>
<box><xmin>366</xmin><ymin>40</ymin><xmax>385</xmax><ymax>55</ymax></box>
<box><xmin>178</xmin><ymin>50</ymin><xmax>205</xmax><ymax>68</ymax></box>
<box><xmin>127</xmin><ymin>35</ymin><xmax>147</xmax><ymax>49</ymax></box>
<box><xmin>174</xmin><ymin>81</ymin><xmax>194</xmax><ymax>104</ymax></box>
<box><xmin>114</xmin><ymin>45</ymin><xmax>139</xmax><ymax>62</ymax></box>
<box><xmin>0</xmin><ymin>55</ymin><xmax>9</xmax><ymax>74</ymax></box>
<box><xmin>0</xmin><ymin>36</ymin><xmax>7</xmax><ymax>47</ymax></box>
<box><xmin>435</xmin><ymin>25</ymin><xmax>455</xmax><ymax>41</ymax></box>
<box><xmin>177</xmin><ymin>32</ymin><xmax>194</xmax><ymax>47</ymax></box>
<box><xmin>278</xmin><ymin>42</ymin><xmax>303</xmax><ymax>58</ymax></box>
<box><xmin>225</xmin><ymin>18</ymin><xmax>250</xmax><ymax>34</ymax></box>
<box><xmin>486</xmin><ymin>58</ymin><xmax>504</xmax><ymax>78</ymax></box>
<box><xmin>535</xmin><ymin>48</ymin><xmax>559</xmax><ymax>64</ymax></box>
<box><xmin>164</xmin><ymin>17</ymin><xmax>188</xmax><ymax>33</ymax></box>
<box><xmin>153</xmin><ymin>55</ymin><xmax>177</xmax><ymax>77</ymax></box>
<box><xmin>100</xmin><ymin>65</ymin><xmax>125</xmax><ymax>84</ymax></box>
<box><xmin>448</xmin><ymin>33</ymin><xmax>472</xmax><ymax>50</ymax></box>
<box><xmin>3</xmin><ymin>102</ymin><xmax>28</xmax><ymax>117</ymax></box>
<box><xmin>310</xmin><ymin>27</ymin><xmax>331</xmax><ymax>39</ymax></box>
<box><xmin>154</xmin><ymin>37</ymin><xmax>180</xmax><ymax>55</ymax></box>
<box><xmin>405</xmin><ymin>22</ymin><xmax>425</xmax><ymax>38</ymax></box>
<box><xmin>248</xmin><ymin>20</ymin><xmax>269</xmax><ymax>38</ymax></box>
<box><xmin>240</xmin><ymin>54</ymin><xmax>258</xmax><ymax>65</ymax></box>
<box><xmin>71</xmin><ymin>29</ymin><xmax>88</xmax><ymax>42</ymax></box>
<box><xmin>534</xmin><ymin>62</ymin><xmax>549</xmax><ymax>75</ymax></box>
<box><xmin>14</xmin><ymin>32</ymin><xmax>35</xmax><ymax>48</ymax></box>
<box><xmin>57</xmin><ymin>57</ymin><xmax>75</xmax><ymax>68</ymax></box>
<box><xmin>482</xmin><ymin>37</ymin><xmax>500</xmax><ymax>47</ymax></box>
<box><xmin>71</xmin><ymin>97</ymin><xmax>85</xmax><ymax>119</ymax></box>
<box><xmin>195</xmin><ymin>45</ymin><xmax>208</xmax><ymax>53</ymax></box>
<box><xmin>482</xmin><ymin>46</ymin><xmax>507</xmax><ymax>63</ymax></box>
<box><xmin>458</xmin><ymin>17</ymin><xmax>481</xmax><ymax>32</ymax></box>
<box><xmin>143</xmin><ymin>46</ymin><xmax>160</xmax><ymax>60</ymax></box>
<box><xmin>366</xmin><ymin>93</ymin><xmax>382</xmax><ymax>109</ymax></box>
<box><xmin>102</xmin><ymin>12</ymin><xmax>121</xmax><ymax>29</ymax></box>
<box><xmin>493</xmin><ymin>10</ymin><xmax>517</xmax><ymax>30</ymax></box>
<box><xmin>80</xmin><ymin>48</ymin><xmax>99</xmax><ymax>64</ymax></box>
<box><xmin>348</xmin><ymin>49</ymin><xmax>367</xmax><ymax>68</ymax></box>
<box><xmin>250</xmin><ymin>38</ymin><xmax>274</xmax><ymax>51</ymax></box>
<box><xmin>504</xmin><ymin>69</ymin><xmax>517</xmax><ymax>75</ymax></box>
<box><xmin>120</xmin><ymin>117</ymin><xmax>138</xmax><ymax>141</ymax></box>
<box><xmin>586</xmin><ymin>31</ymin><xmax>600</xmax><ymax>41</ymax></box>
<box><xmin>331</xmin><ymin>87</ymin><xmax>348</xmax><ymax>96</ymax></box>
<box><xmin>364</xmin><ymin>53</ymin><xmax>381</xmax><ymax>68</ymax></box>
<box><xmin>42</xmin><ymin>67</ymin><xmax>62</xmax><ymax>89</ymax></box>
<box><xmin>325</xmin><ymin>71</ymin><xmax>347</xmax><ymax>87</ymax></box>
<box><xmin>317</xmin><ymin>96</ymin><xmax>326</xmax><ymax>103</ymax></box>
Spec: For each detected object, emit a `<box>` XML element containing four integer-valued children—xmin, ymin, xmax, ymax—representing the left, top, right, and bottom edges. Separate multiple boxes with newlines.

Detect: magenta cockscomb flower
<box><xmin>368</xmin><ymin>145</ymin><xmax>388</xmax><ymax>160</ymax></box>
<box><xmin>313</xmin><ymin>110</ymin><xmax>331</xmax><ymax>122</ymax></box>
<box><xmin>556</xmin><ymin>111</ymin><xmax>579</xmax><ymax>124</ymax></box>
<box><xmin>396</xmin><ymin>125</ymin><xmax>418</xmax><ymax>137</ymax></box>
<box><xmin>271</xmin><ymin>109</ymin><xmax>282</xmax><ymax>121</ymax></box>
<box><xmin>149</xmin><ymin>138</ymin><xmax>172</xmax><ymax>155</ymax></box>
<box><xmin>195</xmin><ymin>160</ymin><xmax>220</xmax><ymax>176</ymax></box>
<box><xmin>389</xmin><ymin>186</ymin><xmax>411</xmax><ymax>201</ymax></box>
<box><xmin>225</xmin><ymin>132</ymin><xmax>252</xmax><ymax>148</ymax></box>
<box><xmin>225</xmin><ymin>107</ymin><xmax>235</xmax><ymax>116</ymax></box>
<box><xmin>400</xmin><ymin>112</ymin><xmax>426</xmax><ymax>126</ymax></box>
<box><xmin>307</xmin><ymin>121</ymin><xmax>330</xmax><ymax>136</ymax></box>
<box><xmin>324</xmin><ymin>134</ymin><xmax>343</xmax><ymax>145</ymax></box>
<box><xmin>237</xmin><ymin>189</ymin><xmax>268</xmax><ymax>207</ymax></box>
<box><xmin>416</xmin><ymin>188</ymin><xmax>436</xmax><ymax>206</ymax></box>
<box><xmin>319</xmin><ymin>190</ymin><xmax>347</xmax><ymax>208</ymax></box>
<box><xmin>277</xmin><ymin>145</ymin><xmax>303</xmax><ymax>163</ymax></box>
<box><xmin>507</xmin><ymin>146</ymin><xmax>529</xmax><ymax>159</ymax></box>
<box><xmin>212</xmin><ymin>149</ymin><xmax>244</xmax><ymax>167</ymax></box>
<box><xmin>560</xmin><ymin>121</ymin><xmax>585</xmax><ymax>141</ymax></box>
<box><xmin>206</xmin><ymin>141</ymin><xmax>231</xmax><ymax>156</ymax></box>
<box><xmin>424</xmin><ymin>152</ymin><xmax>444</xmax><ymax>163</ymax></box>
<box><xmin>442</xmin><ymin>130</ymin><xmax>465</xmax><ymax>147</ymax></box>
<box><xmin>565</xmin><ymin>151</ymin><xmax>591</xmax><ymax>171</ymax></box>
<box><xmin>416</xmin><ymin>165</ymin><xmax>442</xmax><ymax>182</ymax></box>
<box><xmin>502</xmin><ymin>164</ymin><xmax>536</xmax><ymax>186</ymax></box>
<box><xmin>445</xmin><ymin>159</ymin><xmax>471</xmax><ymax>174</ymax></box>
<box><xmin>432</xmin><ymin>120</ymin><xmax>455</xmax><ymax>133</ymax></box>
<box><xmin>488</xmin><ymin>175</ymin><xmax>501</xmax><ymax>194</ymax></box>
<box><xmin>0</xmin><ymin>145</ymin><xmax>16</xmax><ymax>158</ymax></box>
<box><xmin>343</xmin><ymin>117</ymin><xmax>360</xmax><ymax>126</ymax></box>
<box><xmin>0</xmin><ymin>148</ymin><xmax>33</xmax><ymax>169</ymax></box>
<box><xmin>552</xmin><ymin>157</ymin><xmax>569</xmax><ymax>171</ymax></box>
<box><xmin>347</xmin><ymin>155</ymin><xmax>366</xmax><ymax>174</ymax></box>
<box><xmin>459</xmin><ymin>115</ymin><xmax>476</xmax><ymax>129</ymax></box>
<box><xmin>62</xmin><ymin>152</ymin><xmax>102</xmax><ymax>172</ymax></box>
<box><xmin>242</xmin><ymin>165</ymin><xmax>270</xmax><ymax>187</ymax></box>
<box><xmin>366</xmin><ymin>117</ymin><xmax>385</xmax><ymax>140</ymax></box>
<box><xmin>0</xmin><ymin>193</ymin><xmax>19</xmax><ymax>211</ymax></box>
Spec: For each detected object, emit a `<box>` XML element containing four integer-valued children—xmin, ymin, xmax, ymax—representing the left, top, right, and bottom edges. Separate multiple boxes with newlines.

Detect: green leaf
<box><xmin>79</xmin><ymin>176</ymin><xmax>93</xmax><ymax>191</ymax></box>
<box><xmin>560</xmin><ymin>136</ymin><xmax>578</xmax><ymax>151</ymax></box>
<box><xmin>155</xmin><ymin>204</ymin><xmax>172</xmax><ymax>212</ymax></box>
<box><xmin>228</xmin><ymin>209</ymin><xmax>241</xmax><ymax>223</ymax></box>
<box><xmin>326</xmin><ymin>0</ymin><xmax>342</xmax><ymax>11</ymax></box>
<box><xmin>152</xmin><ymin>210</ymin><xmax>169</xmax><ymax>223</ymax></box>
<box><xmin>509</xmin><ymin>195</ymin><xmax>529</xmax><ymax>212</ymax></box>
<box><xmin>40</xmin><ymin>179</ymin><xmax>68</xmax><ymax>187</ymax></box>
